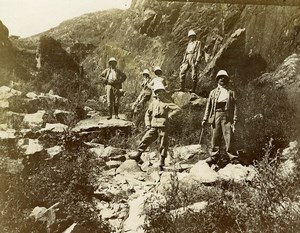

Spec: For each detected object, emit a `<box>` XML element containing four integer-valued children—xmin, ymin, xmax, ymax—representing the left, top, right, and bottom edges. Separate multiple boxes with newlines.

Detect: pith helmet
<box><xmin>188</xmin><ymin>30</ymin><xmax>196</xmax><ymax>37</ymax></box>
<box><xmin>154</xmin><ymin>66</ymin><xmax>162</xmax><ymax>72</ymax></box>
<box><xmin>142</xmin><ymin>69</ymin><xmax>150</xmax><ymax>75</ymax></box>
<box><xmin>108</xmin><ymin>57</ymin><xmax>117</xmax><ymax>63</ymax></box>
<box><xmin>153</xmin><ymin>82</ymin><xmax>165</xmax><ymax>93</ymax></box>
<box><xmin>216</xmin><ymin>70</ymin><xmax>229</xmax><ymax>79</ymax></box>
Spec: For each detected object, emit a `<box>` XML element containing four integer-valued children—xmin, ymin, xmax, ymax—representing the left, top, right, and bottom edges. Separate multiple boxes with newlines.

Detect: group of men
<box><xmin>100</xmin><ymin>29</ymin><xmax>238</xmax><ymax>171</ymax></box>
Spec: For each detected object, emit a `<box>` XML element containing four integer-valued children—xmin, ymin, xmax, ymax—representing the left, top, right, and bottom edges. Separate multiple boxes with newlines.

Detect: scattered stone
<box><xmin>156</xmin><ymin>172</ymin><xmax>178</xmax><ymax>194</ymax></box>
<box><xmin>100</xmin><ymin>207</ymin><xmax>117</xmax><ymax>219</ymax></box>
<box><xmin>18</xmin><ymin>139</ymin><xmax>44</xmax><ymax>156</ymax></box>
<box><xmin>173</xmin><ymin>144</ymin><xmax>207</xmax><ymax>161</ymax></box>
<box><xmin>41</xmin><ymin>123</ymin><xmax>68</xmax><ymax>133</ymax></box>
<box><xmin>170</xmin><ymin>201</ymin><xmax>208</xmax><ymax>217</ymax></box>
<box><xmin>103</xmin><ymin>146</ymin><xmax>126</xmax><ymax>158</ymax></box>
<box><xmin>0</xmin><ymin>158</ymin><xmax>24</xmax><ymax>174</ymax></box>
<box><xmin>189</xmin><ymin>161</ymin><xmax>219</xmax><ymax>183</ymax></box>
<box><xmin>116</xmin><ymin>160</ymin><xmax>142</xmax><ymax>174</ymax></box>
<box><xmin>0</xmin><ymin>129</ymin><xmax>16</xmax><ymax>140</ymax></box>
<box><xmin>106</xmin><ymin>160</ymin><xmax>123</xmax><ymax>169</ymax></box>
<box><xmin>123</xmin><ymin>193</ymin><xmax>166</xmax><ymax>233</ymax></box>
<box><xmin>22</xmin><ymin>110</ymin><xmax>46</xmax><ymax>129</ymax></box>
<box><xmin>89</xmin><ymin>145</ymin><xmax>105</xmax><ymax>158</ymax></box>
<box><xmin>218</xmin><ymin>164</ymin><xmax>257</xmax><ymax>182</ymax></box>
<box><xmin>46</xmin><ymin>146</ymin><xmax>63</xmax><ymax>159</ymax></box>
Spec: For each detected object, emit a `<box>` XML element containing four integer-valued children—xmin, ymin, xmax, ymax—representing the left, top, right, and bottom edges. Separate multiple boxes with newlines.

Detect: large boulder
<box><xmin>217</xmin><ymin>164</ymin><xmax>257</xmax><ymax>182</ymax></box>
<box><xmin>189</xmin><ymin>160</ymin><xmax>219</xmax><ymax>184</ymax></box>
<box><xmin>172</xmin><ymin>92</ymin><xmax>206</xmax><ymax>108</ymax></box>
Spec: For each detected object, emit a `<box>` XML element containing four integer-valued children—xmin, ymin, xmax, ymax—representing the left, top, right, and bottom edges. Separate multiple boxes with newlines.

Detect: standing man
<box><xmin>202</xmin><ymin>70</ymin><xmax>238</xmax><ymax>165</ymax></box>
<box><xmin>131</xmin><ymin>69</ymin><xmax>152</xmax><ymax>114</ymax></box>
<box><xmin>101</xmin><ymin>57</ymin><xmax>127</xmax><ymax>120</ymax></box>
<box><xmin>129</xmin><ymin>82</ymin><xmax>181</xmax><ymax>171</ymax></box>
<box><xmin>179</xmin><ymin>29</ymin><xmax>202</xmax><ymax>93</ymax></box>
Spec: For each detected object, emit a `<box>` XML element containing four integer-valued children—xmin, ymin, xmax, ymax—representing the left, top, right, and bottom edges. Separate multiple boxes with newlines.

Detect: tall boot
<box><xmin>192</xmin><ymin>80</ymin><xmax>197</xmax><ymax>93</ymax></box>
<box><xmin>107</xmin><ymin>105</ymin><xmax>112</xmax><ymax>120</ymax></box>
<box><xmin>114</xmin><ymin>105</ymin><xmax>120</xmax><ymax>119</ymax></box>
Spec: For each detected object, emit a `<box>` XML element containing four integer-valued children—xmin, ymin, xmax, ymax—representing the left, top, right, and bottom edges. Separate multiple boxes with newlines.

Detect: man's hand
<box><xmin>201</xmin><ymin>120</ymin><xmax>207</xmax><ymax>127</ymax></box>
<box><xmin>146</xmin><ymin>125</ymin><xmax>151</xmax><ymax>130</ymax></box>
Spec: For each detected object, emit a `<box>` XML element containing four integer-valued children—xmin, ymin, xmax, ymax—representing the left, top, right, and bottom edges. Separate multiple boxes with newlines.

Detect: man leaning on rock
<box><xmin>101</xmin><ymin>57</ymin><xmax>127</xmax><ymax>120</ymax></box>
<box><xmin>202</xmin><ymin>70</ymin><xmax>238</xmax><ymax>166</ymax></box>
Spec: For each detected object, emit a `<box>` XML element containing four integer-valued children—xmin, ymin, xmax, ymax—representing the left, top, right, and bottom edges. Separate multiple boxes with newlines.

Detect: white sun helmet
<box><xmin>216</xmin><ymin>70</ymin><xmax>229</xmax><ymax>78</ymax></box>
<box><xmin>153</xmin><ymin>82</ymin><xmax>165</xmax><ymax>93</ymax></box>
<box><xmin>108</xmin><ymin>57</ymin><xmax>117</xmax><ymax>63</ymax></box>
<box><xmin>154</xmin><ymin>66</ymin><xmax>162</xmax><ymax>72</ymax></box>
<box><xmin>188</xmin><ymin>30</ymin><xmax>196</xmax><ymax>37</ymax></box>
<box><xmin>142</xmin><ymin>69</ymin><xmax>150</xmax><ymax>75</ymax></box>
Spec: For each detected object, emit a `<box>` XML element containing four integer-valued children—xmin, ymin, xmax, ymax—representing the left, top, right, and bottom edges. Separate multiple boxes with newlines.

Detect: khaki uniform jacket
<box><xmin>145</xmin><ymin>98</ymin><xmax>181</xmax><ymax>128</ymax></box>
<box><xmin>183</xmin><ymin>40</ymin><xmax>202</xmax><ymax>64</ymax></box>
<box><xmin>203</xmin><ymin>87</ymin><xmax>237</xmax><ymax>125</ymax></box>
<box><xmin>101</xmin><ymin>68</ymin><xmax>127</xmax><ymax>89</ymax></box>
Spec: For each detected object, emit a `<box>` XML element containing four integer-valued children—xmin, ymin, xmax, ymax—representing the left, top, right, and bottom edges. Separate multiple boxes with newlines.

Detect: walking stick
<box><xmin>198</xmin><ymin>127</ymin><xmax>204</xmax><ymax>161</ymax></box>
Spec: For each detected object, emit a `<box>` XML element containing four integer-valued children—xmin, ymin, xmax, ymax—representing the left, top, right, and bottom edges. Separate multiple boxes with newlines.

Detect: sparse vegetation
<box><xmin>143</xmin><ymin>140</ymin><xmax>300</xmax><ymax>233</ymax></box>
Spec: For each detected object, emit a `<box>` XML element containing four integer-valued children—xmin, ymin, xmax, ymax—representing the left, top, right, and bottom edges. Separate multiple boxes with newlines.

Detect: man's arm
<box><xmin>202</xmin><ymin>90</ymin><xmax>213</xmax><ymax>124</ymax></box>
<box><xmin>195</xmin><ymin>41</ymin><xmax>202</xmax><ymax>65</ymax></box>
<box><xmin>232</xmin><ymin>91</ymin><xmax>238</xmax><ymax>123</ymax></box>
<box><xmin>145</xmin><ymin>102</ymin><xmax>153</xmax><ymax>129</ymax></box>
<box><xmin>168</xmin><ymin>103</ymin><xmax>181</xmax><ymax>119</ymax></box>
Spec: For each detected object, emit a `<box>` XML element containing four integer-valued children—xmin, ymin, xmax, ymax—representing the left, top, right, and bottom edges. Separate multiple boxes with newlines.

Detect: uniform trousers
<box><xmin>211</xmin><ymin>111</ymin><xmax>235</xmax><ymax>158</ymax></box>
<box><xmin>179</xmin><ymin>54</ymin><xmax>198</xmax><ymax>83</ymax></box>
<box><xmin>106</xmin><ymin>85</ymin><xmax>120</xmax><ymax>107</ymax></box>
<box><xmin>138</xmin><ymin>127</ymin><xmax>168</xmax><ymax>166</ymax></box>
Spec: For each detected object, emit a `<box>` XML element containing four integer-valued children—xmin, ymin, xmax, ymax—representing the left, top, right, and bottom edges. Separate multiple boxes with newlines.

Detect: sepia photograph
<box><xmin>0</xmin><ymin>0</ymin><xmax>300</xmax><ymax>232</ymax></box>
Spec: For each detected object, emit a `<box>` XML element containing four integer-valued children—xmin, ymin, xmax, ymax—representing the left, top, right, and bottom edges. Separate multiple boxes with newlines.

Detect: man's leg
<box><xmin>191</xmin><ymin>62</ymin><xmax>198</xmax><ymax>93</ymax></box>
<box><xmin>114</xmin><ymin>88</ymin><xmax>120</xmax><ymax>119</ymax></box>
<box><xmin>158</xmin><ymin>128</ymin><xmax>169</xmax><ymax>171</ymax></box>
<box><xmin>106</xmin><ymin>85</ymin><xmax>113</xmax><ymax>120</ymax></box>
<box><xmin>207</xmin><ymin>113</ymin><xmax>222</xmax><ymax>165</ymax></box>
<box><xmin>129</xmin><ymin>128</ymin><xmax>158</xmax><ymax>163</ymax></box>
<box><xmin>179</xmin><ymin>62</ymin><xmax>189</xmax><ymax>91</ymax></box>
<box><xmin>221</xmin><ymin>119</ymin><xmax>237</xmax><ymax>160</ymax></box>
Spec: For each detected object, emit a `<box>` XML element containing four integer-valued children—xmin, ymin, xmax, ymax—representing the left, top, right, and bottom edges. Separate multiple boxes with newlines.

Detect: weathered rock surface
<box><xmin>218</xmin><ymin>164</ymin><xmax>257</xmax><ymax>182</ymax></box>
<box><xmin>189</xmin><ymin>161</ymin><xmax>219</xmax><ymax>184</ymax></box>
<box><xmin>22</xmin><ymin>110</ymin><xmax>46</xmax><ymax>130</ymax></box>
<box><xmin>116</xmin><ymin>160</ymin><xmax>142</xmax><ymax>174</ymax></box>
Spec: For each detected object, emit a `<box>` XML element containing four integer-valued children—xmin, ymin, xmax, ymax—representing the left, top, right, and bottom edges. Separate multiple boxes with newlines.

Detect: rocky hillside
<box><xmin>1</xmin><ymin>1</ymin><xmax>300</xmax><ymax>232</ymax></box>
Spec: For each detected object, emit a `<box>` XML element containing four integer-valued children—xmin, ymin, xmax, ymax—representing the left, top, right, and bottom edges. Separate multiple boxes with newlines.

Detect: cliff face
<box><xmin>25</xmin><ymin>1</ymin><xmax>299</xmax><ymax>95</ymax></box>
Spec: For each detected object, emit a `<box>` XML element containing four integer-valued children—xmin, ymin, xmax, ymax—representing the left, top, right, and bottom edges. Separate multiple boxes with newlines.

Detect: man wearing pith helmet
<box><xmin>202</xmin><ymin>70</ymin><xmax>238</xmax><ymax>166</ymax></box>
<box><xmin>101</xmin><ymin>57</ymin><xmax>127</xmax><ymax>120</ymax></box>
<box><xmin>148</xmin><ymin>66</ymin><xmax>167</xmax><ymax>97</ymax></box>
<box><xmin>131</xmin><ymin>69</ymin><xmax>152</xmax><ymax>113</ymax></box>
<box><xmin>179</xmin><ymin>29</ymin><xmax>202</xmax><ymax>93</ymax></box>
<box><xmin>129</xmin><ymin>82</ymin><xmax>181</xmax><ymax>171</ymax></box>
